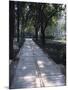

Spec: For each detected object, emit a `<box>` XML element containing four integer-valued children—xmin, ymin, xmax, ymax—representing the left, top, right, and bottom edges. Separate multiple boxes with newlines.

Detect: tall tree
<box><xmin>33</xmin><ymin>3</ymin><xmax>65</xmax><ymax>44</ymax></box>
<box><xmin>16</xmin><ymin>2</ymin><xmax>20</xmax><ymax>45</ymax></box>
<box><xmin>9</xmin><ymin>1</ymin><xmax>15</xmax><ymax>59</ymax></box>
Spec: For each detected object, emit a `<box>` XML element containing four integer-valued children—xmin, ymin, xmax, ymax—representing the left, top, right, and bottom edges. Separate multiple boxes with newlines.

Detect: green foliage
<box><xmin>14</xmin><ymin>1</ymin><xmax>66</xmax><ymax>40</ymax></box>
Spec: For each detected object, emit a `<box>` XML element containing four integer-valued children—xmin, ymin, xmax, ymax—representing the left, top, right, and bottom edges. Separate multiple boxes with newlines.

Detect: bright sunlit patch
<box><xmin>23</xmin><ymin>75</ymin><xmax>35</xmax><ymax>82</ymax></box>
<box><xmin>18</xmin><ymin>75</ymin><xmax>35</xmax><ymax>80</ymax></box>
<box><xmin>22</xmin><ymin>66</ymin><xmax>27</xmax><ymax>70</ymax></box>
<box><xmin>41</xmin><ymin>73</ymin><xmax>46</xmax><ymax>76</ymax></box>
<box><xmin>35</xmin><ymin>78</ymin><xmax>41</xmax><ymax>87</ymax></box>
<box><xmin>39</xmin><ymin>64</ymin><xmax>44</xmax><ymax>68</ymax></box>
<box><xmin>37</xmin><ymin>60</ymin><xmax>43</xmax><ymax>65</ymax></box>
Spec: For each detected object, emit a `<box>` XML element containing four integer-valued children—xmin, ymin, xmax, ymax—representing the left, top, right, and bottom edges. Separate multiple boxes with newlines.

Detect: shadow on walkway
<box><xmin>10</xmin><ymin>38</ymin><xmax>66</xmax><ymax>89</ymax></box>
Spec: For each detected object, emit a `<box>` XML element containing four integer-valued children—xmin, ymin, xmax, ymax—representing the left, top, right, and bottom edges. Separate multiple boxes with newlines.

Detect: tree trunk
<box><xmin>35</xmin><ymin>26</ymin><xmax>38</xmax><ymax>40</ymax></box>
<box><xmin>40</xmin><ymin>24</ymin><xmax>45</xmax><ymax>45</ymax></box>
<box><xmin>17</xmin><ymin>2</ymin><xmax>20</xmax><ymax>44</ymax></box>
<box><xmin>20</xmin><ymin>18</ymin><xmax>23</xmax><ymax>44</ymax></box>
<box><xmin>9</xmin><ymin>1</ymin><xmax>15</xmax><ymax>59</ymax></box>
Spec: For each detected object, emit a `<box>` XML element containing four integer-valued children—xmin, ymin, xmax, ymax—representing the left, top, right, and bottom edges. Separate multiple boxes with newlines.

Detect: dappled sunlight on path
<box><xmin>11</xmin><ymin>38</ymin><xmax>65</xmax><ymax>89</ymax></box>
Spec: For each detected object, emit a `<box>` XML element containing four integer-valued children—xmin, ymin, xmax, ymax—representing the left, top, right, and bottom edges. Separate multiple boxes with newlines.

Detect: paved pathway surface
<box><xmin>11</xmin><ymin>38</ymin><xmax>65</xmax><ymax>89</ymax></box>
